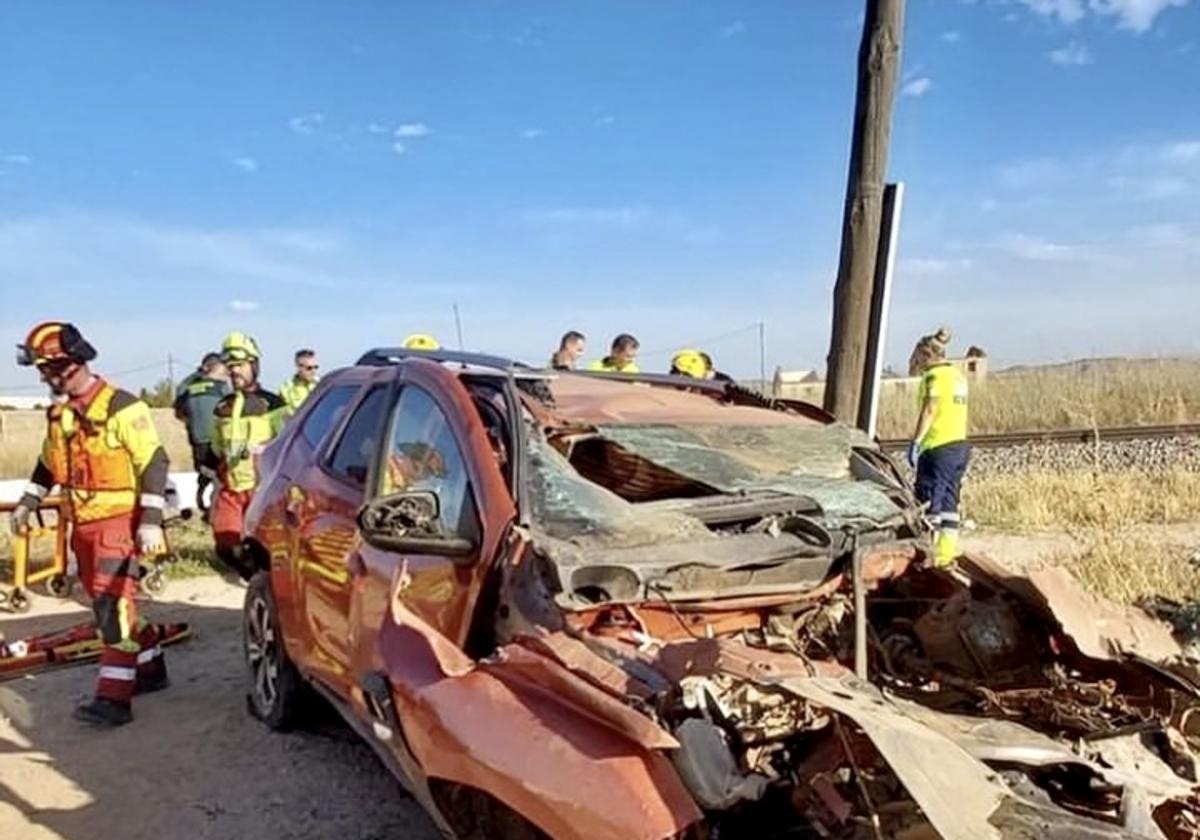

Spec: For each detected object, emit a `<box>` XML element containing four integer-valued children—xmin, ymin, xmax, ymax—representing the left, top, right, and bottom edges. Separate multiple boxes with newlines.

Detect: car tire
<box><xmin>432</xmin><ymin>782</ymin><xmax>548</xmax><ymax>840</ymax></box>
<box><xmin>243</xmin><ymin>571</ymin><xmax>311</xmax><ymax>730</ymax></box>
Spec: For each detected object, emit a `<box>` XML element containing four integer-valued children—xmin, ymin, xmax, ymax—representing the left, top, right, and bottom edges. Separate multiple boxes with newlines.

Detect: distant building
<box><xmin>772</xmin><ymin>368</ymin><xmax>820</xmax><ymax>398</ymax></box>
<box><xmin>771</xmin><ymin>350</ymin><xmax>988</xmax><ymax>403</ymax></box>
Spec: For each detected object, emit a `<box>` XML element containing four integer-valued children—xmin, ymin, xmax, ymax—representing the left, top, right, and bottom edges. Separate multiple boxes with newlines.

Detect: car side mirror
<box><xmin>357</xmin><ymin>490</ymin><xmax>476</xmax><ymax>559</ymax></box>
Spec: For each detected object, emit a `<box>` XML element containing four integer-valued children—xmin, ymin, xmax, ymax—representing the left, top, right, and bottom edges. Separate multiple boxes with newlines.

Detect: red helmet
<box><xmin>17</xmin><ymin>321</ymin><xmax>97</xmax><ymax>367</ymax></box>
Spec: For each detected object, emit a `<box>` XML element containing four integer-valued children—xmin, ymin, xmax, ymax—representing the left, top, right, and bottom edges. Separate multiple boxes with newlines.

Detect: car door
<box><xmin>290</xmin><ymin>381</ymin><xmax>393</xmax><ymax>696</ymax></box>
<box><xmin>349</xmin><ymin>363</ymin><xmax>516</xmax><ymax>683</ymax></box>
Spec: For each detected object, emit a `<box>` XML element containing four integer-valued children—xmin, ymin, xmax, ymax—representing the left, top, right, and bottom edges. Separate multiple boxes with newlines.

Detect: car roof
<box><xmin>545</xmin><ymin>372</ymin><xmax>826</xmax><ymax>427</ymax></box>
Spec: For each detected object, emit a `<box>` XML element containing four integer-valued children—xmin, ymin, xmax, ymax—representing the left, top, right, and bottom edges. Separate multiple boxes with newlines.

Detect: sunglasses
<box><xmin>301</xmin><ymin>364</ymin><xmax>319</xmax><ymax>371</ymax></box>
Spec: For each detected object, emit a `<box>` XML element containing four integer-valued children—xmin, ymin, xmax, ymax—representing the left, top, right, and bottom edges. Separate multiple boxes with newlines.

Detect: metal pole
<box><xmin>166</xmin><ymin>353</ymin><xmax>176</xmax><ymax>391</ymax></box>
<box><xmin>857</xmin><ymin>182</ymin><xmax>905</xmax><ymax>437</ymax></box>
<box><xmin>824</xmin><ymin>0</ymin><xmax>906</xmax><ymax>423</ymax></box>
<box><xmin>853</xmin><ymin>548</ymin><xmax>868</xmax><ymax>680</ymax></box>
<box><xmin>453</xmin><ymin>304</ymin><xmax>465</xmax><ymax>351</ymax></box>
<box><xmin>758</xmin><ymin>322</ymin><xmax>766</xmax><ymax>392</ymax></box>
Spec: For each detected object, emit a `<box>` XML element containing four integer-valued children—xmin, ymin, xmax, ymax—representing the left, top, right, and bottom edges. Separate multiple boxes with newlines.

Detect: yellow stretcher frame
<box><xmin>0</xmin><ymin>496</ymin><xmax>71</xmax><ymax>613</ymax></box>
<box><xmin>1</xmin><ymin>497</ymin><xmax>175</xmax><ymax>613</ymax></box>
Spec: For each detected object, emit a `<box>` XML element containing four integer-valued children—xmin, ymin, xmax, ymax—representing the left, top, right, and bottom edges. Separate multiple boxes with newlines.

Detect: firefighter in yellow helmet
<box><xmin>403</xmin><ymin>334</ymin><xmax>440</xmax><ymax>351</ymax></box>
<box><xmin>907</xmin><ymin>328</ymin><xmax>970</xmax><ymax>569</ymax></box>
<box><xmin>670</xmin><ymin>349</ymin><xmax>708</xmax><ymax>379</ymax></box>
<box><xmin>202</xmin><ymin>332</ymin><xmax>286</xmax><ymax>577</ymax></box>
<box><xmin>12</xmin><ymin>322</ymin><xmax>171</xmax><ymax>726</ymax></box>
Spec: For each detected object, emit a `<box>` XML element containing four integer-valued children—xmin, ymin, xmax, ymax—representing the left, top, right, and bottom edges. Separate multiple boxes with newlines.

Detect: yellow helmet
<box><xmin>670</xmin><ymin>349</ymin><xmax>708</xmax><ymax>379</ymax></box>
<box><xmin>221</xmin><ymin>331</ymin><xmax>262</xmax><ymax>363</ymax></box>
<box><xmin>402</xmin><ymin>334</ymin><xmax>440</xmax><ymax>351</ymax></box>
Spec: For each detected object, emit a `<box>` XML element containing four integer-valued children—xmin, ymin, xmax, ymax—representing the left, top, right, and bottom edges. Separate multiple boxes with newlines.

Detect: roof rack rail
<box><xmin>355</xmin><ymin>347</ymin><xmax>530</xmax><ymax>373</ymax></box>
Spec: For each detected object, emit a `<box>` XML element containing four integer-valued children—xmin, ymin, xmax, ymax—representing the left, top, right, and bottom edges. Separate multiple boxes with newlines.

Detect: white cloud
<box><xmin>899</xmin><ymin>257</ymin><xmax>974</xmax><ymax>275</ymax></box>
<box><xmin>998</xmin><ymin>233</ymin><xmax>1083</xmax><ymax>261</ymax></box>
<box><xmin>520</xmin><ymin>128</ymin><xmax>545</xmax><ymax>139</ymax></box>
<box><xmin>232</xmin><ymin>156</ymin><xmax>258</xmax><ymax>173</ymax></box>
<box><xmin>998</xmin><ymin>157</ymin><xmax>1064</xmax><ymax>190</ymax></box>
<box><xmin>524</xmin><ymin>206</ymin><xmax>653</xmax><ymax>228</ymax></box>
<box><xmin>901</xmin><ymin>77</ymin><xmax>933</xmax><ymax>97</ymax></box>
<box><xmin>229</xmin><ymin>299</ymin><xmax>260</xmax><ymax>312</ymax></box>
<box><xmin>940</xmin><ymin>30</ymin><xmax>963</xmax><ymax>42</ymax></box>
<box><xmin>1163</xmin><ymin>140</ymin><xmax>1200</xmax><ymax>162</ymax></box>
<box><xmin>1049</xmin><ymin>41</ymin><xmax>1094</xmax><ymax>64</ymax></box>
<box><xmin>288</xmin><ymin>113</ymin><xmax>325</xmax><ymax>135</ymax></box>
<box><xmin>394</xmin><ymin>122</ymin><xmax>430</xmax><ymax>138</ymax></box>
<box><xmin>392</xmin><ymin>141</ymin><xmax>407</xmax><ymax>156</ymax></box>
<box><xmin>1089</xmin><ymin>0</ymin><xmax>1190</xmax><ymax>33</ymax></box>
<box><xmin>594</xmin><ymin>114</ymin><xmax>616</xmax><ymax>127</ymax></box>
<box><xmin>1019</xmin><ymin>0</ymin><xmax>1087</xmax><ymax>23</ymax></box>
<box><xmin>719</xmin><ymin>20</ymin><xmax>747</xmax><ymax>39</ymax></box>
<box><xmin>1107</xmin><ymin>174</ymin><xmax>1190</xmax><ymax>199</ymax></box>
<box><xmin>3</xmin><ymin>154</ymin><xmax>32</xmax><ymax>165</ymax></box>
<box><xmin>366</xmin><ymin>122</ymin><xmax>389</xmax><ymax>135</ymax></box>
<box><xmin>1015</xmin><ymin>0</ymin><xmax>1188</xmax><ymax>32</ymax></box>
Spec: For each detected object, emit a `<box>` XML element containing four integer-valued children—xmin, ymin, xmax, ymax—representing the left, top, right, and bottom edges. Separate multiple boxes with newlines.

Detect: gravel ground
<box><xmin>0</xmin><ymin>577</ymin><xmax>441</xmax><ymax>840</ymax></box>
<box><xmin>966</xmin><ymin>435</ymin><xmax>1200</xmax><ymax>476</ymax></box>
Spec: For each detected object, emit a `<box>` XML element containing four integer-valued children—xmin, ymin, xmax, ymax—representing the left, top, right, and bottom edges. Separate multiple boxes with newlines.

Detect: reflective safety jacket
<box><xmin>587</xmin><ymin>357</ymin><xmax>641</xmax><ymax>374</ymax></box>
<box><xmin>278</xmin><ymin>376</ymin><xmax>318</xmax><ymax>417</ymax></box>
<box><xmin>174</xmin><ymin>372</ymin><xmax>230</xmax><ymax>445</ymax></box>
<box><xmin>209</xmin><ymin>389</ymin><xmax>287</xmax><ymax>492</ymax></box>
<box><xmin>28</xmin><ymin>379</ymin><xmax>169</xmax><ymax>525</ymax></box>
<box><xmin>917</xmin><ymin>362</ymin><xmax>969</xmax><ymax>450</ymax></box>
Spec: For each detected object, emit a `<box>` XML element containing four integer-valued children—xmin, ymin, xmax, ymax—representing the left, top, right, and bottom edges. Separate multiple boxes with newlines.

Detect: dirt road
<box><xmin>0</xmin><ymin>576</ymin><xmax>442</xmax><ymax>840</ymax></box>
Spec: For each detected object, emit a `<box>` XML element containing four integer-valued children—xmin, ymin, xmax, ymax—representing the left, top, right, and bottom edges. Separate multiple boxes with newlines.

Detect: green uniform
<box><xmin>174</xmin><ymin>372</ymin><xmax>230</xmax><ymax>446</ymax></box>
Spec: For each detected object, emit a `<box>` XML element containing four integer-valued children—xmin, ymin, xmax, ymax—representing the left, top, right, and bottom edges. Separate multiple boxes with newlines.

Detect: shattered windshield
<box><xmin>527</xmin><ymin>433</ymin><xmax>714</xmax><ymax>548</ymax></box>
<box><xmin>597</xmin><ymin>423</ymin><xmax>902</xmax><ymax>522</ymax></box>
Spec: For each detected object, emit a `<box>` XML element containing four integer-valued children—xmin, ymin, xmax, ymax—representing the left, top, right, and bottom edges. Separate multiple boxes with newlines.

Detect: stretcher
<box><xmin>1</xmin><ymin>497</ymin><xmax>177</xmax><ymax>613</ymax></box>
<box><xmin>0</xmin><ymin>620</ymin><xmax>192</xmax><ymax>681</ymax></box>
<box><xmin>0</xmin><ymin>497</ymin><xmax>71</xmax><ymax>613</ymax></box>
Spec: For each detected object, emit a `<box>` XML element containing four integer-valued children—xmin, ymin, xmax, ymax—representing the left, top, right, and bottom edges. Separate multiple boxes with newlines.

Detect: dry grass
<box><xmin>0</xmin><ymin>408</ymin><xmax>193</xmax><ymax>480</ymax></box>
<box><xmin>875</xmin><ymin>358</ymin><xmax>1200</xmax><ymax>439</ymax></box>
<box><xmin>965</xmin><ymin>467</ymin><xmax>1200</xmax><ymax>605</ymax></box>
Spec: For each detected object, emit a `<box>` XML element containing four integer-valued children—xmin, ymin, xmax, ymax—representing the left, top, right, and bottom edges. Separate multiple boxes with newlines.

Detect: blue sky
<box><xmin>1</xmin><ymin>0</ymin><xmax>1198</xmax><ymax>391</ymax></box>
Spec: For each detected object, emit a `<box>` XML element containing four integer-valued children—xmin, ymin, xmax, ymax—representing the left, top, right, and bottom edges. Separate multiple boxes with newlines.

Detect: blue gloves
<box><xmin>906</xmin><ymin>441</ymin><xmax>921</xmax><ymax>470</ymax></box>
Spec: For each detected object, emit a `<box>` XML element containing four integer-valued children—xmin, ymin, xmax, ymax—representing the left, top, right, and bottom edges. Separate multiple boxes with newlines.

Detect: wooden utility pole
<box><xmin>824</xmin><ymin>0</ymin><xmax>906</xmax><ymax>423</ymax></box>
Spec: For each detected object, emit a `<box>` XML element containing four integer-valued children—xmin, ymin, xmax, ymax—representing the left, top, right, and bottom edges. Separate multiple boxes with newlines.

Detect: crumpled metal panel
<box><xmin>962</xmin><ymin>555</ymin><xmax>1182</xmax><ymax>663</ymax></box>
<box><xmin>596</xmin><ymin>424</ymin><xmax>901</xmax><ymax>523</ymax></box>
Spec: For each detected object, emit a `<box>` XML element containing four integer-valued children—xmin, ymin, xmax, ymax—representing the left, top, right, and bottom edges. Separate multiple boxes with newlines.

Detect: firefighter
<box><xmin>670</xmin><ymin>349</ymin><xmax>708</xmax><ymax>379</ymax></box>
<box><xmin>587</xmin><ymin>334</ymin><xmax>640</xmax><ymax>373</ymax></box>
<box><xmin>173</xmin><ymin>351</ymin><xmax>229</xmax><ymax>515</ymax></box>
<box><xmin>907</xmin><ymin>328</ymin><xmax>970</xmax><ymax>569</ymax></box>
<box><xmin>403</xmin><ymin>334</ymin><xmax>440</xmax><ymax>351</ymax></box>
<box><xmin>11</xmin><ymin>322</ymin><xmax>170</xmax><ymax>726</ymax></box>
<box><xmin>279</xmin><ymin>348</ymin><xmax>319</xmax><ymax>416</ymax></box>
<box><xmin>204</xmin><ymin>332</ymin><xmax>285</xmax><ymax>577</ymax></box>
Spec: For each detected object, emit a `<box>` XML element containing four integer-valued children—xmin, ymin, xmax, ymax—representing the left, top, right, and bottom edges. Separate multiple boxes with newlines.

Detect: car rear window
<box><xmin>299</xmin><ymin>384</ymin><xmax>360</xmax><ymax>450</ymax></box>
<box><xmin>326</xmin><ymin>385</ymin><xmax>391</xmax><ymax>489</ymax></box>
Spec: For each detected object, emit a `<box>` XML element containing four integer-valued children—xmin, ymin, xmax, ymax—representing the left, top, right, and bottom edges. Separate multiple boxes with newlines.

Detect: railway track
<box><xmin>879</xmin><ymin>422</ymin><xmax>1200</xmax><ymax>451</ymax></box>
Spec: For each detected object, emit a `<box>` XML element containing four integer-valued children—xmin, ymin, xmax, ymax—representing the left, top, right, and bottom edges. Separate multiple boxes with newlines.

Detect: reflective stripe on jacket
<box><xmin>42</xmin><ymin>380</ymin><xmax>167</xmax><ymax>523</ymax></box>
<box><xmin>211</xmin><ymin>389</ymin><xmax>286</xmax><ymax>492</ymax></box>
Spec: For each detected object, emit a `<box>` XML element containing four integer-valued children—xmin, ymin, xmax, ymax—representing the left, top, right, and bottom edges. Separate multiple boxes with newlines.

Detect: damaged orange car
<box><xmin>241</xmin><ymin>348</ymin><xmax>1200</xmax><ymax>840</ymax></box>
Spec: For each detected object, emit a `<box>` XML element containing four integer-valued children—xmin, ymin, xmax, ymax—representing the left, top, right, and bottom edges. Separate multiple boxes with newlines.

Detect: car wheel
<box><xmin>244</xmin><ymin>571</ymin><xmax>311</xmax><ymax>730</ymax></box>
<box><xmin>432</xmin><ymin>782</ymin><xmax>548</xmax><ymax>840</ymax></box>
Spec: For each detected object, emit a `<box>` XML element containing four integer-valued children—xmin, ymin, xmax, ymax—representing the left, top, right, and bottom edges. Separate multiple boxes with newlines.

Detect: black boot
<box><xmin>73</xmin><ymin>697</ymin><xmax>133</xmax><ymax>727</ymax></box>
<box><xmin>135</xmin><ymin>654</ymin><xmax>170</xmax><ymax>695</ymax></box>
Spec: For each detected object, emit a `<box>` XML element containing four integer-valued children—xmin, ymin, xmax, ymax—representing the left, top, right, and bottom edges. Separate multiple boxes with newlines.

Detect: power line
<box><xmin>637</xmin><ymin>323</ymin><xmax>764</xmax><ymax>359</ymax></box>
